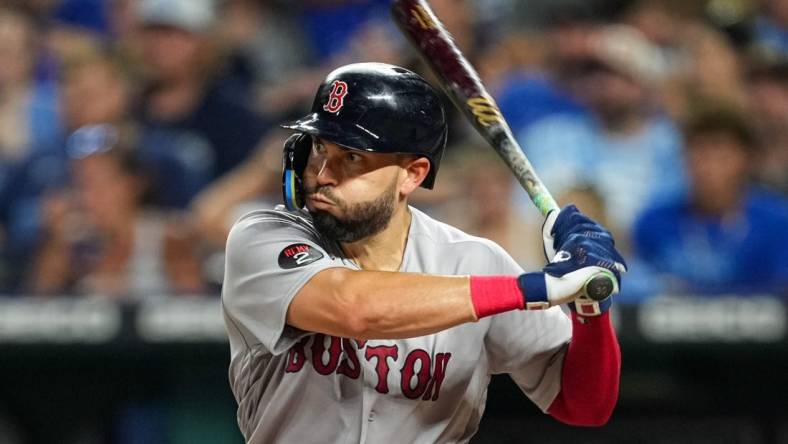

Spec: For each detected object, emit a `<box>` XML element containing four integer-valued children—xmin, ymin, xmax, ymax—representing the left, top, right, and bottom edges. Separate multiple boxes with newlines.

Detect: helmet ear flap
<box><xmin>282</xmin><ymin>133</ymin><xmax>312</xmax><ymax>210</ymax></box>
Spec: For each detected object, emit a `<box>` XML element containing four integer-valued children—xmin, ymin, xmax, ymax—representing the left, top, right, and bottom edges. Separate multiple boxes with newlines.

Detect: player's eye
<box><xmin>347</xmin><ymin>152</ymin><xmax>362</xmax><ymax>163</ymax></box>
<box><xmin>313</xmin><ymin>142</ymin><xmax>326</xmax><ymax>155</ymax></box>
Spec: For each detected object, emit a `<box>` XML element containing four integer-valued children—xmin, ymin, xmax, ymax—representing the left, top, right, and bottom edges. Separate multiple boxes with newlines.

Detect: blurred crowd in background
<box><xmin>0</xmin><ymin>0</ymin><xmax>785</xmax><ymax>302</ymax></box>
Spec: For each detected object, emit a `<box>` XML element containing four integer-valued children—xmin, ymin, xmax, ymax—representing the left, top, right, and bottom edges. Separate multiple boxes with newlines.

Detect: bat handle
<box><xmin>583</xmin><ymin>270</ymin><xmax>617</xmax><ymax>301</ymax></box>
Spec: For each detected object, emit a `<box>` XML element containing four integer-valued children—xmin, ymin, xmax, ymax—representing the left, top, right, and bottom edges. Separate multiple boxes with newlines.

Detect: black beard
<box><xmin>309</xmin><ymin>182</ymin><xmax>397</xmax><ymax>243</ymax></box>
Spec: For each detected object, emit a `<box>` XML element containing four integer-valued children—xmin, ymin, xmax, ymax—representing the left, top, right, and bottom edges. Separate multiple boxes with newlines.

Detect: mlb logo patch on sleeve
<box><xmin>278</xmin><ymin>243</ymin><xmax>325</xmax><ymax>269</ymax></box>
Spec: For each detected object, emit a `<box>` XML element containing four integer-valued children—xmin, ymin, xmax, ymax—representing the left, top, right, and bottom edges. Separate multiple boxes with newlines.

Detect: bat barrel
<box><xmin>392</xmin><ymin>0</ymin><xmax>617</xmax><ymax>303</ymax></box>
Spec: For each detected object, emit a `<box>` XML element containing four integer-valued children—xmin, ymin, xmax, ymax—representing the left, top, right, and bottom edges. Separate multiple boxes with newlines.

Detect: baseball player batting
<box><xmin>222</xmin><ymin>63</ymin><xmax>627</xmax><ymax>443</ymax></box>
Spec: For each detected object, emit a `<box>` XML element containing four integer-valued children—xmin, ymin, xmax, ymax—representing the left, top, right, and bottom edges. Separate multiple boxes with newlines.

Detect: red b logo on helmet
<box><xmin>323</xmin><ymin>80</ymin><xmax>349</xmax><ymax>114</ymax></box>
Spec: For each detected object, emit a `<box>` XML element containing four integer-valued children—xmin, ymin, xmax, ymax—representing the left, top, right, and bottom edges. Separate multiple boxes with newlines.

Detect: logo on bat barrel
<box><xmin>467</xmin><ymin>97</ymin><xmax>502</xmax><ymax>127</ymax></box>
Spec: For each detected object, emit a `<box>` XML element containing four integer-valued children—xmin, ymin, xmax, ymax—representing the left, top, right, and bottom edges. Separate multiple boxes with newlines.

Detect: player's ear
<box><xmin>399</xmin><ymin>156</ymin><xmax>431</xmax><ymax>195</ymax></box>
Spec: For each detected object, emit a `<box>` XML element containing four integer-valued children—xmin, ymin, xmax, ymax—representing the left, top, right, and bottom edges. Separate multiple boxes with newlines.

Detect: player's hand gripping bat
<box><xmin>391</xmin><ymin>0</ymin><xmax>616</xmax><ymax>301</ymax></box>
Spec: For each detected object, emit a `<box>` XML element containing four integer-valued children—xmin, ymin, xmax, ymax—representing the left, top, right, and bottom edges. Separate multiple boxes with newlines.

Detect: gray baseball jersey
<box><xmin>222</xmin><ymin>205</ymin><xmax>571</xmax><ymax>444</ymax></box>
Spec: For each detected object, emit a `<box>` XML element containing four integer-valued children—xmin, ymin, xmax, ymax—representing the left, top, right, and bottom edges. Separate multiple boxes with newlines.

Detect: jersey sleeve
<box><xmin>482</xmin><ymin>244</ymin><xmax>572</xmax><ymax>412</ymax></box>
<box><xmin>222</xmin><ymin>211</ymin><xmax>353</xmax><ymax>355</ymax></box>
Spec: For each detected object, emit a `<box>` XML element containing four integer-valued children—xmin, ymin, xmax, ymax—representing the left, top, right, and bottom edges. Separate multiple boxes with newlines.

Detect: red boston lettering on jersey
<box><xmin>285</xmin><ymin>337</ymin><xmax>310</xmax><ymax>373</ymax></box>
<box><xmin>364</xmin><ymin>345</ymin><xmax>399</xmax><ymax>394</ymax></box>
<box><xmin>323</xmin><ymin>80</ymin><xmax>349</xmax><ymax>114</ymax></box>
<box><xmin>399</xmin><ymin>350</ymin><xmax>452</xmax><ymax>401</ymax></box>
<box><xmin>337</xmin><ymin>338</ymin><xmax>362</xmax><ymax>379</ymax></box>
<box><xmin>283</xmin><ymin>338</ymin><xmax>451</xmax><ymax>401</ymax></box>
<box><xmin>311</xmin><ymin>334</ymin><xmax>342</xmax><ymax>375</ymax></box>
<box><xmin>400</xmin><ymin>350</ymin><xmax>432</xmax><ymax>399</ymax></box>
<box><xmin>423</xmin><ymin>353</ymin><xmax>452</xmax><ymax>401</ymax></box>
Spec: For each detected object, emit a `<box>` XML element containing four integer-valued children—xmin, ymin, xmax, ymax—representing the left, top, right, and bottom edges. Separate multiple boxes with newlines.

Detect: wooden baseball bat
<box><xmin>391</xmin><ymin>0</ymin><xmax>616</xmax><ymax>301</ymax></box>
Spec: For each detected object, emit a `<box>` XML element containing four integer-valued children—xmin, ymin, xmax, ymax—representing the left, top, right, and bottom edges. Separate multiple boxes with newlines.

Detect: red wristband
<box><xmin>469</xmin><ymin>275</ymin><xmax>524</xmax><ymax>319</ymax></box>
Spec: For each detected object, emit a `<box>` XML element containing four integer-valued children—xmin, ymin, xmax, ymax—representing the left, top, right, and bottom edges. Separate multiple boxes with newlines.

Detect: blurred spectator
<box><xmin>620</xmin><ymin>1</ymin><xmax>751</xmax><ymax>122</ymax></box>
<box><xmin>30</xmin><ymin>124</ymin><xmax>205</xmax><ymax>297</ymax></box>
<box><xmin>0</xmin><ymin>6</ymin><xmax>62</xmax><ymax>165</ymax></box>
<box><xmin>624</xmin><ymin>0</ymin><xmax>691</xmax><ymax>70</ymax></box>
<box><xmin>50</xmin><ymin>0</ymin><xmax>110</xmax><ymax>36</ymax></box>
<box><xmin>0</xmin><ymin>46</ymin><xmax>214</xmax><ymax>290</ymax></box>
<box><xmin>494</xmin><ymin>60</ymin><xmax>587</xmax><ymax>136</ymax></box>
<box><xmin>493</xmin><ymin>4</ymin><xmax>604</xmax><ymax>133</ymax></box>
<box><xmin>254</xmin><ymin>2</ymin><xmax>410</xmax><ymax>122</ymax></box>
<box><xmin>669</xmin><ymin>23</ymin><xmax>750</xmax><ymax>116</ymax></box>
<box><xmin>0</xmin><ymin>6</ymin><xmax>61</xmax><ymax>284</ymax></box>
<box><xmin>136</xmin><ymin>0</ymin><xmax>270</xmax><ymax>190</ymax></box>
<box><xmin>295</xmin><ymin>0</ymin><xmax>391</xmax><ymax>61</ymax></box>
<box><xmin>633</xmin><ymin>104</ymin><xmax>788</xmax><ymax>295</ymax></box>
<box><xmin>105</xmin><ymin>0</ymin><xmax>147</xmax><ymax>68</ymax></box>
<box><xmin>0</xmin><ymin>49</ymin><xmax>129</xmax><ymax>291</ymax></box>
<box><xmin>517</xmin><ymin>24</ymin><xmax>685</xmax><ymax>236</ymax></box>
<box><xmin>557</xmin><ymin>183</ymin><xmax>610</xmax><ymax>226</ymax></box>
<box><xmin>58</xmin><ymin>48</ymin><xmax>213</xmax><ymax>209</ymax></box>
<box><xmin>61</xmin><ymin>51</ymin><xmax>131</xmax><ymax>129</ymax></box>
<box><xmin>44</xmin><ymin>0</ymin><xmax>112</xmax><ymax>66</ymax></box>
<box><xmin>436</xmin><ymin>147</ymin><xmax>544</xmax><ymax>269</ymax></box>
<box><xmin>219</xmin><ymin>0</ymin><xmax>312</xmax><ymax>90</ymax></box>
<box><xmin>746</xmin><ymin>55</ymin><xmax>788</xmax><ymax>194</ymax></box>
<box><xmin>753</xmin><ymin>0</ymin><xmax>788</xmax><ymax>57</ymax></box>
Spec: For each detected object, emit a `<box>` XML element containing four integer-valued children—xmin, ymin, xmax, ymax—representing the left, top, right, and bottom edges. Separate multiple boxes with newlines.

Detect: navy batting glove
<box><xmin>542</xmin><ymin>205</ymin><xmax>616</xmax><ymax>261</ymax></box>
<box><xmin>518</xmin><ymin>234</ymin><xmax>627</xmax><ymax>312</ymax></box>
<box><xmin>548</xmin><ymin>234</ymin><xmax>627</xmax><ymax>317</ymax></box>
<box><xmin>544</xmin><ymin>233</ymin><xmax>627</xmax><ymax>284</ymax></box>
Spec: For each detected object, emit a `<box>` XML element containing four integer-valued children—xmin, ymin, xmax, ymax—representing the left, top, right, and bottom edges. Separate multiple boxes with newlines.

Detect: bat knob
<box><xmin>583</xmin><ymin>272</ymin><xmax>616</xmax><ymax>301</ymax></box>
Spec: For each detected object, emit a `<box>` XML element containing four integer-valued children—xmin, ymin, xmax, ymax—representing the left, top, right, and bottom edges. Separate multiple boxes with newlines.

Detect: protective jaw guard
<box><xmin>281</xmin><ymin>133</ymin><xmax>312</xmax><ymax>211</ymax></box>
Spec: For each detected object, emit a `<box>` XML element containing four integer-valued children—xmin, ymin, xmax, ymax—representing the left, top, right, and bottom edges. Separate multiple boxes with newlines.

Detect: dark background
<box><xmin>1</xmin><ymin>299</ymin><xmax>785</xmax><ymax>444</ymax></box>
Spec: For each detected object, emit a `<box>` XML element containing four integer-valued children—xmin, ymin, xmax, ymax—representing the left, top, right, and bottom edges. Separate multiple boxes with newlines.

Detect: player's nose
<box><xmin>315</xmin><ymin>156</ymin><xmax>339</xmax><ymax>186</ymax></box>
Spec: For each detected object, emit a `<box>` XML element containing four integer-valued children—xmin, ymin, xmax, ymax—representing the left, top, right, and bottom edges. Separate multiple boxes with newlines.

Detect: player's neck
<box><xmin>340</xmin><ymin>204</ymin><xmax>412</xmax><ymax>272</ymax></box>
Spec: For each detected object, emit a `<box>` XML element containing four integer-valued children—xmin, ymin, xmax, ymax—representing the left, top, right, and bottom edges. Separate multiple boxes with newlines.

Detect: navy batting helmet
<box><xmin>281</xmin><ymin>62</ymin><xmax>448</xmax><ymax>210</ymax></box>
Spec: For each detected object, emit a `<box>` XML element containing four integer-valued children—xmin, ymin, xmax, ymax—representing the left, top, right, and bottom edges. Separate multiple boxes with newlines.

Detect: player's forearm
<box><xmin>288</xmin><ymin>268</ymin><xmax>478</xmax><ymax>340</ymax></box>
<box><xmin>548</xmin><ymin>312</ymin><xmax>621</xmax><ymax>426</ymax></box>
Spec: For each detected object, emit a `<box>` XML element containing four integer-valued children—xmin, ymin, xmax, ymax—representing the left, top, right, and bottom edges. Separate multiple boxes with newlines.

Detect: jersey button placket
<box><xmin>359</xmin><ymin>355</ymin><xmax>370</xmax><ymax>443</ymax></box>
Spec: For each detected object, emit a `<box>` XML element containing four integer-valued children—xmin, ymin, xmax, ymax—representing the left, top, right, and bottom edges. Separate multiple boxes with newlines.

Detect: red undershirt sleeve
<box><xmin>547</xmin><ymin>311</ymin><xmax>621</xmax><ymax>426</ymax></box>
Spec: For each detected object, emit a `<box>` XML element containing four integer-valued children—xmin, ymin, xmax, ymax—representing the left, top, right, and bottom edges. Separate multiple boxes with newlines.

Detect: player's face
<box><xmin>302</xmin><ymin>138</ymin><xmax>406</xmax><ymax>242</ymax></box>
